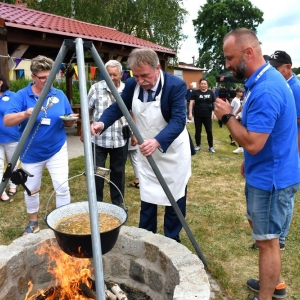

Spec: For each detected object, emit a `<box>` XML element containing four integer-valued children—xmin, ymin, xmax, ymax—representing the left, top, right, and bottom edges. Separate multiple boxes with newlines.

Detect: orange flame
<box><xmin>25</xmin><ymin>239</ymin><xmax>94</xmax><ymax>300</ymax></box>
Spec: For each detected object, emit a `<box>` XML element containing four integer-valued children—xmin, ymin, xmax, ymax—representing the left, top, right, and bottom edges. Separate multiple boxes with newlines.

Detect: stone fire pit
<box><xmin>0</xmin><ymin>226</ymin><xmax>210</xmax><ymax>300</ymax></box>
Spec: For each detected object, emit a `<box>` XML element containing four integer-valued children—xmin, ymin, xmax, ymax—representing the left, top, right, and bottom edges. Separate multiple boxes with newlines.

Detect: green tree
<box><xmin>26</xmin><ymin>0</ymin><xmax>187</xmax><ymax>56</ymax></box>
<box><xmin>193</xmin><ymin>0</ymin><xmax>264</xmax><ymax>72</ymax></box>
<box><xmin>204</xmin><ymin>70</ymin><xmax>218</xmax><ymax>88</ymax></box>
<box><xmin>292</xmin><ymin>67</ymin><xmax>300</xmax><ymax>75</ymax></box>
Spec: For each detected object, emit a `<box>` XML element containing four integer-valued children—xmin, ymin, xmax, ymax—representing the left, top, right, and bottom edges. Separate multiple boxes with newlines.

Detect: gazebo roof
<box><xmin>0</xmin><ymin>2</ymin><xmax>176</xmax><ymax>62</ymax></box>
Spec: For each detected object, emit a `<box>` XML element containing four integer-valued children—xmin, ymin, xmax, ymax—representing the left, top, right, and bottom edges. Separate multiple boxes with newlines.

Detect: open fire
<box><xmin>24</xmin><ymin>240</ymin><xmax>94</xmax><ymax>300</ymax></box>
<box><xmin>0</xmin><ymin>228</ymin><xmax>210</xmax><ymax>300</ymax></box>
<box><xmin>23</xmin><ymin>239</ymin><xmax>150</xmax><ymax>300</ymax></box>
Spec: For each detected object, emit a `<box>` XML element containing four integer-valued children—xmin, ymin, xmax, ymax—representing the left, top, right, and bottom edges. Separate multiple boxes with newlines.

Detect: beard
<box><xmin>232</xmin><ymin>58</ymin><xmax>246</xmax><ymax>80</ymax></box>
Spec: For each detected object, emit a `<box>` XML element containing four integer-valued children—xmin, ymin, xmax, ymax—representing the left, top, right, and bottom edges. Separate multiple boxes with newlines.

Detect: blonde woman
<box><xmin>4</xmin><ymin>55</ymin><xmax>78</xmax><ymax>235</ymax></box>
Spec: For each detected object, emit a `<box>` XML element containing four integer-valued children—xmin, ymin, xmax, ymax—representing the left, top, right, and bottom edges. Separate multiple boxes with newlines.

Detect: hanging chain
<box><xmin>65</xmin><ymin>52</ymin><xmax>76</xmax><ymax>72</ymax></box>
<box><xmin>20</xmin><ymin>90</ymin><xmax>57</xmax><ymax>163</ymax></box>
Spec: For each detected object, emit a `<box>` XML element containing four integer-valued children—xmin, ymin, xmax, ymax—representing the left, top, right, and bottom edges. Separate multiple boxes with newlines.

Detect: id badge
<box><xmin>41</xmin><ymin>118</ymin><xmax>51</xmax><ymax>125</ymax></box>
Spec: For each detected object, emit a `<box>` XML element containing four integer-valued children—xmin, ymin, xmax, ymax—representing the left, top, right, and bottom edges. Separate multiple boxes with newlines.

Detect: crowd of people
<box><xmin>185</xmin><ymin>77</ymin><xmax>247</xmax><ymax>154</ymax></box>
<box><xmin>1</xmin><ymin>28</ymin><xmax>300</xmax><ymax>300</ymax></box>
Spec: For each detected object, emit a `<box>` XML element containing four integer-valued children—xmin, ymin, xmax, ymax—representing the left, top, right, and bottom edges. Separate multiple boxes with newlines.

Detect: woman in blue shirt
<box><xmin>4</xmin><ymin>55</ymin><xmax>78</xmax><ymax>235</ymax></box>
<box><xmin>0</xmin><ymin>74</ymin><xmax>19</xmax><ymax>202</ymax></box>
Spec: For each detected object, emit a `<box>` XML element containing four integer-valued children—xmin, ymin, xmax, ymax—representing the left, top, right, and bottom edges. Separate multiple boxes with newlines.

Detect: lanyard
<box><xmin>243</xmin><ymin>63</ymin><xmax>271</xmax><ymax>104</ymax></box>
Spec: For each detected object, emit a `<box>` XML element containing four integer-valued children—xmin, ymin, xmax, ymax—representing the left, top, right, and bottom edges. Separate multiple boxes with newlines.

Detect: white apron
<box><xmin>132</xmin><ymin>71</ymin><xmax>191</xmax><ymax>205</ymax></box>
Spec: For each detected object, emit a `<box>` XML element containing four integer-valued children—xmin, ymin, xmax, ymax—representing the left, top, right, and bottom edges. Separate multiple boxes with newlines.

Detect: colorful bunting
<box><xmin>18</xmin><ymin>69</ymin><xmax>24</xmax><ymax>78</ymax></box>
<box><xmin>73</xmin><ymin>65</ymin><xmax>78</xmax><ymax>76</ymax></box>
<box><xmin>15</xmin><ymin>58</ymin><xmax>24</xmax><ymax>68</ymax></box>
<box><xmin>90</xmin><ymin>66</ymin><xmax>96</xmax><ymax>79</ymax></box>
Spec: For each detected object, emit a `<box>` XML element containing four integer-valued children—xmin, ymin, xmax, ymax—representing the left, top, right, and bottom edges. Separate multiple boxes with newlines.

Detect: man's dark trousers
<box><xmin>139</xmin><ymin>187</ymin><xmax>187</xmax><ymax>242</ymax></box>
<box><xmin>93</xmin><ymin>141</ymin><xmax>128</xmax><ymax>206</ymax></box>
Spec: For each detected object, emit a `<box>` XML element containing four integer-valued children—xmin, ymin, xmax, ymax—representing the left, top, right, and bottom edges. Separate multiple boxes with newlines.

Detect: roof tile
<box><xmin>0</xmin><ymin>3</ymin><xmax>175</xmax><ymax>55</ymax></box>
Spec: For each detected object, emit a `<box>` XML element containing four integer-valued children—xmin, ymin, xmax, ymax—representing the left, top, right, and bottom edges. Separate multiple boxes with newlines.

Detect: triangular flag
<box><xmin>15</xmin><ymin>58</ymin><xmax>24</xmax><ymax>68</ymax></box>
<box><xmin>73</xmin><ymin>65</ymin><xmax>78</xmax><ymax>76</ymax></box>
<box><xmin>90</xmin><ymin>66</ymin><xmax>96</xmax><ymax>79</ymax></box>
<box><xmin>122</xmin><ymin>72</ymin><xmax>129</xmax><ymax>81</ymax></box>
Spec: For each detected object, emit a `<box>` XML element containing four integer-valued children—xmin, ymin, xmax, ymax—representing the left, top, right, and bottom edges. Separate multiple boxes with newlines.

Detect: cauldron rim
<box><xmin>45</xmin><ymin>201</ymin><xmax>127</xmax><ymax>231</ymax></box>
<box><xmin>44</xmin><ymin>201</ymin><xmax>127</xmax><ymax>257</ymax></box>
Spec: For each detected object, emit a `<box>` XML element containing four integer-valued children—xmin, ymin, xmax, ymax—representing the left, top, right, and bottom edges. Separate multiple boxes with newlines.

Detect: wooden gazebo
<box><xmin>0</xmin><ymin>2</ymin><xmax>176</xmax><ymax>99</ymax></box>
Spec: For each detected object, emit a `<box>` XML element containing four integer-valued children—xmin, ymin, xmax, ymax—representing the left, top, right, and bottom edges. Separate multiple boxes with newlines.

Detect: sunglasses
<box><xmin>32</xmin><ymin>74</ymin><xmax>48</xmax><ymax>81</ymax></box>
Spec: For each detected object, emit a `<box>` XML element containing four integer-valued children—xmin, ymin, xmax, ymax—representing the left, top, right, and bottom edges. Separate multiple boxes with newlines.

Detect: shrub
<box><xmin>9</xmin><ymin>78</ymin><xmax>31</xmax><ymax>92</ymax></box>
<box><xmin>9</xmin><ymin>78</ymin><xmax>92</xmax><ymax>104</ymax></box>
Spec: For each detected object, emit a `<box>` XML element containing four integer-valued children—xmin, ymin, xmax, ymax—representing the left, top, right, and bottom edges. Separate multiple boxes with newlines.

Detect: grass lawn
<box><xmin>0</xmin><ymin>120</ymin><xmax>299</xmax><ymax>300</ymax></box>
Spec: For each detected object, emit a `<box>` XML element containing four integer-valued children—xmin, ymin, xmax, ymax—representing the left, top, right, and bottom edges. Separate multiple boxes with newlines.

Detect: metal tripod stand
<box><xmin>1</xmin><ymin>38</ymin><xmax>207</xmax><ymax>300</ymax></box>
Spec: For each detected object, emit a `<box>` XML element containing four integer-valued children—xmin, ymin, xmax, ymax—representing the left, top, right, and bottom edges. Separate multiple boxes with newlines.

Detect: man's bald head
<box><xmin>223</xmin><ymin>28</ymin><xmax>265</xmax><ymax>79</ymax></box>
<box><xmin>224</xmin><ymin>28</ymin><xmax>260</xmax><ymax>50</ymax></box>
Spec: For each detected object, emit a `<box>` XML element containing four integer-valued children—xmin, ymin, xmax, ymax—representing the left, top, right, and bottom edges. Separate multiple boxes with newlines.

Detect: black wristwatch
<box><xmin>221</xmin><ymin>114</ymin><xmax>235</xmax><ymax>124</ymax></box>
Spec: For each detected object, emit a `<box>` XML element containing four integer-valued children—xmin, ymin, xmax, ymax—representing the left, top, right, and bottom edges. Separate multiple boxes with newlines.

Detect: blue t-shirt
<box><xmin>5</xmin><ymin>83</ymin><xmax>73</xmax><ymax>163</ymax></box>
<box><xmin>242</xmin><ymin>64</ymin><xmax>300</xmax><ymax>190</ymax></box>
<box><xmin>0</xmin><ymin>90</ymin><xmax>20</xmax><ymax>143</ymax></box>
<box><xmin>288</xmin><ymin>73</ymin><xmax>300</xmax><ymax>131</ymax></box>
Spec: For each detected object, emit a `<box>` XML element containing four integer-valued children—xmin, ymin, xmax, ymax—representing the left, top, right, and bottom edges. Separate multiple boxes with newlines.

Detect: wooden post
<box><xmin>66</xmin><ymin>65</ymin><xmax>75</xmax><ymax>103</ymax></box>
<box><xmin>0</xmin><ymin>35</ymin><xmax>9</xmax><ymax>83</ymax></box>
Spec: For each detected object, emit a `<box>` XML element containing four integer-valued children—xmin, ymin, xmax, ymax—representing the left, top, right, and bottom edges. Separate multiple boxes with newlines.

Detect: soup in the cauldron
<box><xmin>54</xmin><ymin>213</ymin><xmax>121</xmax><ymax>235</ymax></box>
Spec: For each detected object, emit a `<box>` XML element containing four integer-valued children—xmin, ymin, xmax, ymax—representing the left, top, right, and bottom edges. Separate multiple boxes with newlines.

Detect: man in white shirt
<box><xmin>230</xmin><ymin>88</ymin><xmax>244</xmax><ymax>153</ymax></box>
<box><xmin>84</xmin><ymin>60</ymin><xmax>128</xmax><ymax>206</ymax></box>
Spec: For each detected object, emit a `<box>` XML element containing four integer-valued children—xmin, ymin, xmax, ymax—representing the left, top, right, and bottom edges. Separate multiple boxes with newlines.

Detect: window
<box><xmin>16</xmin><ymin>69</ymin><xmax>25</xmax><ymax>79</ymax></box>
<box><xmin>173</xmin><ymin>69</ymin><xmax>183</xmax><ymax>80</ymax></box>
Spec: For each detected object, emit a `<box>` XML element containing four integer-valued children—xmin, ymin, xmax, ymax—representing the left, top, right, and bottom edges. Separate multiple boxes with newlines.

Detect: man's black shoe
<box><xmin>246</xmin><ymin>279</ymin><xmax>287</xmax><ymax>299</ymax></box>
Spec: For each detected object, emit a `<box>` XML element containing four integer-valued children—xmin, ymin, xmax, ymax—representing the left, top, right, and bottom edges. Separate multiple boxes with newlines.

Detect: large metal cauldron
<box><xmin>45</xmin><ymin>201</ymin><xmax>127</xmax><ymax>258</ymax></box>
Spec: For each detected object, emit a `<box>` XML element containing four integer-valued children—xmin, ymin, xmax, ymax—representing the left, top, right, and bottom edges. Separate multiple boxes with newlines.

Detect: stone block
<box><xmin>0</xmin><ymin>245</ymin><xmax>26</xmax><ymax>280</ymax></box>
<box><xmin>0</xmin><ymin>286</ymin><xmax>17</xmax><ymax>300</ymax></box>
<box><xmin>17</xmin><ymin>273</ymin><xmax>32</xmax><ymax>294</ymax></box>
<box><xmin>117</xmin><ymin>226</ymin><xmax>149</xmax><ymax>257</ymax></box>
<box><xmin>129</xmin><ymin>259</ymin><xmax>145</xmax><ymax>283</ymax></box>
<box><xmin>173</xmin><ymin>281</ymin><xmax>210</xmax><ymax>299</ymax></box>
<box><xmin>109</xmin><ymin>257</ymin><xmax>128</xmax><ymax>277</ymax></box>
<box><xmin>0</xmin><ymin>262</ymin><xmax>8</xmax><ymax>292</ymax></box>
<box><xmin>144</xmin><ymin>242</ymin><xmax>159</xmax><ymax>263</ymax></box>
<box><xmin>147</xmin><ymin>268</ymin><xmax>163</xmax><ymax>292</ymax></box>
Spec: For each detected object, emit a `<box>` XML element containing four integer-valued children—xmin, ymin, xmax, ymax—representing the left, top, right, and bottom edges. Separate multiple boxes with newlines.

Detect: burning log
<box><xmin>80</xmin><ymin>282</ymin><xmax>96</xmax><ymax>299</ymax></box>
<box><xmin>111</xmin><ymin>284</ymin><xmax>128</xmax><ymax>300</ymax></box>
<box><xmin>34</xmin><ymin>287</ymin><xmax>55</xmax><ymax>300</ymax></box>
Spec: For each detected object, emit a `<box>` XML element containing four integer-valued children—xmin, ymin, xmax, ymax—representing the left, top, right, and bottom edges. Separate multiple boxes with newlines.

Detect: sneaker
<box><xmin>246</xmin><ymin>279</ymin><xmax>287</xmax><ymax>299</ymax></box>
<box><xmin>252</xmin><ymin>242</ymin><xmax>285</xmax><ymax>251</ymax></box>
<box><xmin>233</xmin><ymin>147</ymin><xmax>244</xmax><ymax>153</ymax></box>
<box><xmin>248</xmin><ymin>295</ymin><xmax>259</xmax><ymax>300</ymax></box>
<box><xmin>209</xmin><ymin>147</ymin><xmax>215</xmax><ymax>153</ymax></box>
<box><xmin>195</xmin><ymin>146</ymin><xmax>201</xmax><ymax>151</ymax></box>
<box><xmin>280</xmin><ymin>243</ymin><xmax>285</xmax><ymax>251</ymax></box>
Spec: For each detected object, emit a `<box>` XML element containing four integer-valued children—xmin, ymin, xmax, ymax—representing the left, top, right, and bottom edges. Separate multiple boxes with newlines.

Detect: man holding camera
<box><xmin>83</xmin><ymin>60</ymin><xmax>128</xmax><ymax>206</ymax></box>
<box><xmin>215</xmin><ymin>28</ymin><xmax>300</xmax><ymax>300</ymax></box>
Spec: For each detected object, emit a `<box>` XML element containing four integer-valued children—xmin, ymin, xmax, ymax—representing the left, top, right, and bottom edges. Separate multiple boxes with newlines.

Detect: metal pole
<box><xmin>0</xmin><ymin>43</ymin><xmax>68</xmax><ymax>195</ymax></box>
<box><xmin>89</xmin><ymin>45</ymin><xmax>208</xmax><ymax>267</ymax></box>
<box><xmin>75</xmin><ymin>38</ymin><xmax>106</xmax><ymax>299</ymax></box>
